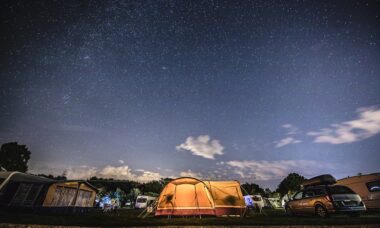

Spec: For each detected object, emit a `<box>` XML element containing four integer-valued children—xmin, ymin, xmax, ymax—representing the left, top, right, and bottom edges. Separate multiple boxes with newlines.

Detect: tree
<box><xmin>37</xmin><ymin>174</ymin><xmax>67</xmax><ymax>180</ymax></box>
<box><xmin>241</xmin><ymin>182</ymin><xmax>265</xmax><ymax>195</ymax></box>
<box><xmin>0</xmin><ymin>142</ymin><xmax>31</xmax><ymax>172</ymax></box>
<box><xmin>276</xmin><ymin>173</ymin><xmax>306</xmax><ymax>196</ymax></box>
<box><xmin>264</xmin><ymin>188</ymin><xmax>272</xmax><ymax>197</ymax></box>
<box><xmin>139</xmin><ymin>180</ymin><xmax>163</xmax><ymax>195</ymax></box>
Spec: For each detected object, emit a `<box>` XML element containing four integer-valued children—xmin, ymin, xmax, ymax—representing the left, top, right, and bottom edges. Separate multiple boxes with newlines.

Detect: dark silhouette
<box><xmin>0</xmin><ymin>142</ymin><xmax>31</xmax><ymax>172</ymax></box>
<box><xmin>241</xmin><ymin>182</ymin><xmax>265</xmax><ymax>195</ymax></box>
<box><xmin>276</xmin><ymin>173</ymin><xmax>306</xmax><ymax>196</ymax></box>
<box><xmin>139</xmin><ymin>180</ymin><xmax>164</xmax><ymax>194</ymax></box>
<box><xmin>37</xmin><ymin>173</ymin><xmax>67</xmax><ymax>180</ymax></box>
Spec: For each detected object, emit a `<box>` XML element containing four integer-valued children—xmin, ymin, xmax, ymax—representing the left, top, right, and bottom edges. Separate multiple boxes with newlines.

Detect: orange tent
<box><xmin>155</xmin><ymin>177</ymin><xmax>246</xmax><ymax>217</ymax></box>
<box><xmin>205</xmin><ymin>180</ymin><xmax>246</xmax><ymax>216</ymax></box>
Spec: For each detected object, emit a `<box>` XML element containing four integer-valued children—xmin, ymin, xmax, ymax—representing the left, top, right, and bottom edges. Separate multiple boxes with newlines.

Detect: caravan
<box><xmin>337</xmin><ymin>173</ymin><xmax>380</xmax><ymax>210</ymax></box>
<box><xmin>135</xmin><ymin>195</ymin><xmax>156</xmax><ymax>209</ymax></box>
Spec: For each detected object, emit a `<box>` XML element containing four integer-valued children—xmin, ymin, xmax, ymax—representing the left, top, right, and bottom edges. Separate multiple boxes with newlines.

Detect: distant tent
<box><xmin>155</xmin><ymin>177</ymin><xmax>246</xmax><ymax>217</ymax></box>
<box><xmin>0</xmin><ymin>171</ymin><xmax>97</xmax><ymax>213</ymax></box>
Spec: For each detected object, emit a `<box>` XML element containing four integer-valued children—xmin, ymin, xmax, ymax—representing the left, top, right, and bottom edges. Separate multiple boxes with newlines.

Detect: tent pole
<box><xmin>171</xmin><ymin>184</ymin><xmax>176</xmax><ymax>218</ymax></box>
<box><xmin>194</xmin><ymin>184</ymin><xmax>201</xmax><ymax>218</ymax></box>
<box><xmin>205</xmin><ymin>184</ymin><xmax>216</xmax><ymax>216</ymax></box>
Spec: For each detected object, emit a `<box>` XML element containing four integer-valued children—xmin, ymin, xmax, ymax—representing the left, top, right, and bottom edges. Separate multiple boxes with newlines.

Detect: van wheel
<box><xmin>315</xmin><ymin>205</ymin><xmax>328</xmax><ymax>218</ymax></box>
<box><xmin>285</xmin><ymin>206</ymin><xmax>294</xmax><ymax>216</ymax></box>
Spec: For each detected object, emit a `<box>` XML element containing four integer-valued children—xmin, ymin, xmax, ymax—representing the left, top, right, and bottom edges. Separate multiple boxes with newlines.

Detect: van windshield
<box><xmin>137</xmin><ymin>198</ymin><xmax>147</xmax><ymax>203</ymax></box>
<box><xmin>329</xmin><ymin>186</ymin><xmax>355</xmax><ymax>194</ymax></box>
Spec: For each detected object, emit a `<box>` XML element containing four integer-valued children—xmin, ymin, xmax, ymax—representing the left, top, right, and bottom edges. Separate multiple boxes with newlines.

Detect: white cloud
<box><xmin>180</xmin><ymin>169</ymin><xmax>203</xmax><ymax>179</ymax></box>
<box><xmin>65</xmin><ymin>165</ymin><xmax>162</xmax><ymax>183</ymax></box>
<box><xmin>274</xmin><ymin>137</ymin><xmax>301</xmax><ymax>148</ymax></box>
<box><xmin>308</xmin><ymin>106</ymin><xmax>380</xmax><ymax>144</ymax></box>
<box><xmin>176</xmin><ymin>135</ymin><xmax>224</xmax><ymax>159</ymax></box>
<box><xmin>282</xmin><ymin>124</ymin><xmax>300</xmax><ymax>135</ymax></box>
<box><xmin>65</xmin><ymin>166</ymin><xmax>98</xmax><ymax>180</ymax></box>
<box><xmin>134</xmin><ymin>170</ymin><xmax>162</xmax><ymax>183</ymax></box>
<box><xmin>224</xmin><ymin>160</ymin><xmax>332</xmax><ymax>181</ymax></box>
<box><xmin>118</xmin><ymin>160</ymin><xmax>124</xmax><ymax>164</ymax></box>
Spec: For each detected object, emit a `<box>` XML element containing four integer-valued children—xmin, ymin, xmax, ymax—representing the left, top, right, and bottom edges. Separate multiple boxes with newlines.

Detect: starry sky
<box><xmin>1</xmin><ymin>0</ymin><xmax>379</xmax><ymax>189</ymax></box>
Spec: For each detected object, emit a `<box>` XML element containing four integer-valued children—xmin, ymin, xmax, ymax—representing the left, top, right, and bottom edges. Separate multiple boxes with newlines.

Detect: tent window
<box><xmin>75</xmin><ymin>190</ymin><xmax>92</xmax><ymax>207</ymax></box>
<box><xmin>10</xmin><ymin>183</ymin><xmax>41</xmax><ymax>207</ymax></box>
<box><xmin>51</xmin><ymin>186</ymin><xmax>77</xmax><ymax>206</ymax></box>
<box><xmin>23</xmin><ymin>184</ymin><xmax>42</xmax><ymax>206</ymax></box>
<box><xmin>10</xmin><ymin>183</ymin><xmax>32</xmax><ymax>206</ymax></box>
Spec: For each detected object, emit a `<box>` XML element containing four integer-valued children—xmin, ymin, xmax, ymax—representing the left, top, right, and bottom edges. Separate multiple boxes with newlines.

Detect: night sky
<box><xmin>1</xmin><ymin>0</ymin><xmax>379</xmax><ymax>189</ymax></box>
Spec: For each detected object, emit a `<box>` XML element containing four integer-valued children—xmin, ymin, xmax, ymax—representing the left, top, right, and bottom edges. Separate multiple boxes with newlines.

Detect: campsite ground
<box><xmin>1</xmin><ymin>208</ymin><xmax>380</xmax><ymax>227</ymax></box>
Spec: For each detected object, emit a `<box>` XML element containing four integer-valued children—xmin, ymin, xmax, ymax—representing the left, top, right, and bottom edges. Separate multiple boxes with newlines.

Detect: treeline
<box><xmin>1</xmin><ymin>142</ymin><xmax>307</xmax><ymax>199</ymax></box>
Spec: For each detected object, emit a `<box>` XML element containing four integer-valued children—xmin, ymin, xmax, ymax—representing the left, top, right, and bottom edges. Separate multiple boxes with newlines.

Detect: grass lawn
<box><xmin>1</xmin><ymin>208</ymin><xmax>380</xmax><ymax>227</ymax></box>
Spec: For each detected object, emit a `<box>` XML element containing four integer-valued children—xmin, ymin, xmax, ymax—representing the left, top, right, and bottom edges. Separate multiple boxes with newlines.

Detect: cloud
<box><xmin>176</xmin><ymin>135</ymin><xmax>224</xmax><ymax>159</ymax></box>
<box><xmin>224</xmin><ymin>160</ymin><xmax>332</xmax><ymax>181</ymax></box>
<box><xmin>274</xmin><ymin>137</ymin><xmax>301</xmax><ymax>148</ymax></box>
<box><xmin>118</xmin><ymin>160</ymin><xmax>124</xmax><ymax>164</ymax></box>
<box><xmin>180</xmin><ymin>169</ymin><xmax>203</xmax><ymax>179</ymax></box>
<box><xmin>308</xmin><ymin>106</ymin><xmax>380</xmax><ymax>144</ymax></box>
<box><xmin>282</xmin><ymin>124</ymin><xmax>300</xmax><ymax>135</ymax></box>
<box><xmin>65</xmin><ymin>165</ymin><xmax>162</xmax><ymax>183</ymax></box>
<box><xmin>65</xmin><ymin>166</ymin><xmax>98</xmax><ymax>180</ymax></box>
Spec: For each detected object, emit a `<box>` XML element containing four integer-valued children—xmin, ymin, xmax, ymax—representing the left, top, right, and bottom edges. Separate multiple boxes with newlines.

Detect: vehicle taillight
<box><xmin>325</xmin><ymin>195</ymin><xmax>331</xmax><ymax>202</ymax></box>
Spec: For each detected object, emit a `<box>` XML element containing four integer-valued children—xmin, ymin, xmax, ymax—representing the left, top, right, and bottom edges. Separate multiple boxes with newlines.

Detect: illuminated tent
<box><xmin>155</xmin><ymin>177</ymin><xmax>246</xmax><ymax>217</ymax></box>
<box><xmin>204</xmin><ymin>180</ymin><xmax>246</xmax><ymax>216</ymax></box>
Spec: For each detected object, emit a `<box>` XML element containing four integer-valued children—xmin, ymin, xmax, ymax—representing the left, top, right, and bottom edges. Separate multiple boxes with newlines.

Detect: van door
<box><xmin>301</xmin><ymin>189</ymin><xmax>316</xmax><ymax>214</ymax></box>
<box><xmin>289</xmin><ymin>191</ymin><xmax>303</xmax><ymax>213</ymax></box>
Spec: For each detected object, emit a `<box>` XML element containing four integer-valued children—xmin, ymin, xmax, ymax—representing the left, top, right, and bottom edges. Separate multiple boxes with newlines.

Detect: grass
<box><xmin>1</xmin><ymin>208</ymin><xmax>380</xmax><ymax>227</ymax></box>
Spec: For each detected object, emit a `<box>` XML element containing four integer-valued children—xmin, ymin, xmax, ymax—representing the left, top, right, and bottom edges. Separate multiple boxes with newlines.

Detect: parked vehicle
<box><xmin>281</xmin><ymin>193</ymin><xmax>293</xmax><ymax>208</ymax></box>
<box><xmin>285</xmin><ymin>175</ymin><xmax>366</xmax><ymax>217</ymax></box>
<box><xmin>251</xmin><ymin>195</ymin><xmax>264</xmax><ymax>210</ymax></box>
<box><xmin>337</xmin><ymin>173</ymin><xmax>380</xmax><ymax>210</ymax></box>
<box><xmin>268</xmin><ymin>197</ymin><xmax>281</xmax><ymax>208</ymax></box>
<box><xmin>135</xmin><ymin>195</ymin><xmax>157</xmax><ymax>209</ymax></box>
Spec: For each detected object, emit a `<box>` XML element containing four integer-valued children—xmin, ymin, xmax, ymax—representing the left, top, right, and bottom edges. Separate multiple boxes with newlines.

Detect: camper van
<box><xmin>285</xmin><ymin>174</ymin><xmax>366</xmax><ymax>217</ymax></box>
<box><xmin>337</xmin><ymin>173</ymin><xmax>380</xmax><ymax>210</ymax></box>
<box><xmin>135</xmin><ymin>195</ymin><xmax>156</xmax><ymax>209</ymax></box>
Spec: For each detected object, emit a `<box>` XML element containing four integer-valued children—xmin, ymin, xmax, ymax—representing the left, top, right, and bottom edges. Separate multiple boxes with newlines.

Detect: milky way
<box><xmin>1</xmin><ymin>1</ymin><xmax>379</xmax><ymax>188</ymax></box>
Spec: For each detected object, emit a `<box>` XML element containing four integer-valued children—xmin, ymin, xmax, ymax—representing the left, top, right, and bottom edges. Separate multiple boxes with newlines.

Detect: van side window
<box><xmin>367</xmin><ymin>180</ymin><xmax>380</xmax><ymax>192</ymax></box>
<box><xmin>314</xmin><ymin>188</ymin><xmax>327</xmax><ymax>196</ymax></box>
<box><xmin>293</xmin><ymin>191</ymin><xmax>303</xmax><ymax>200</ymax></box>
<box><xmin>303</xmin><ymin>190</ymin><xmax>314</xmax><ymax>198</ymax></box>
